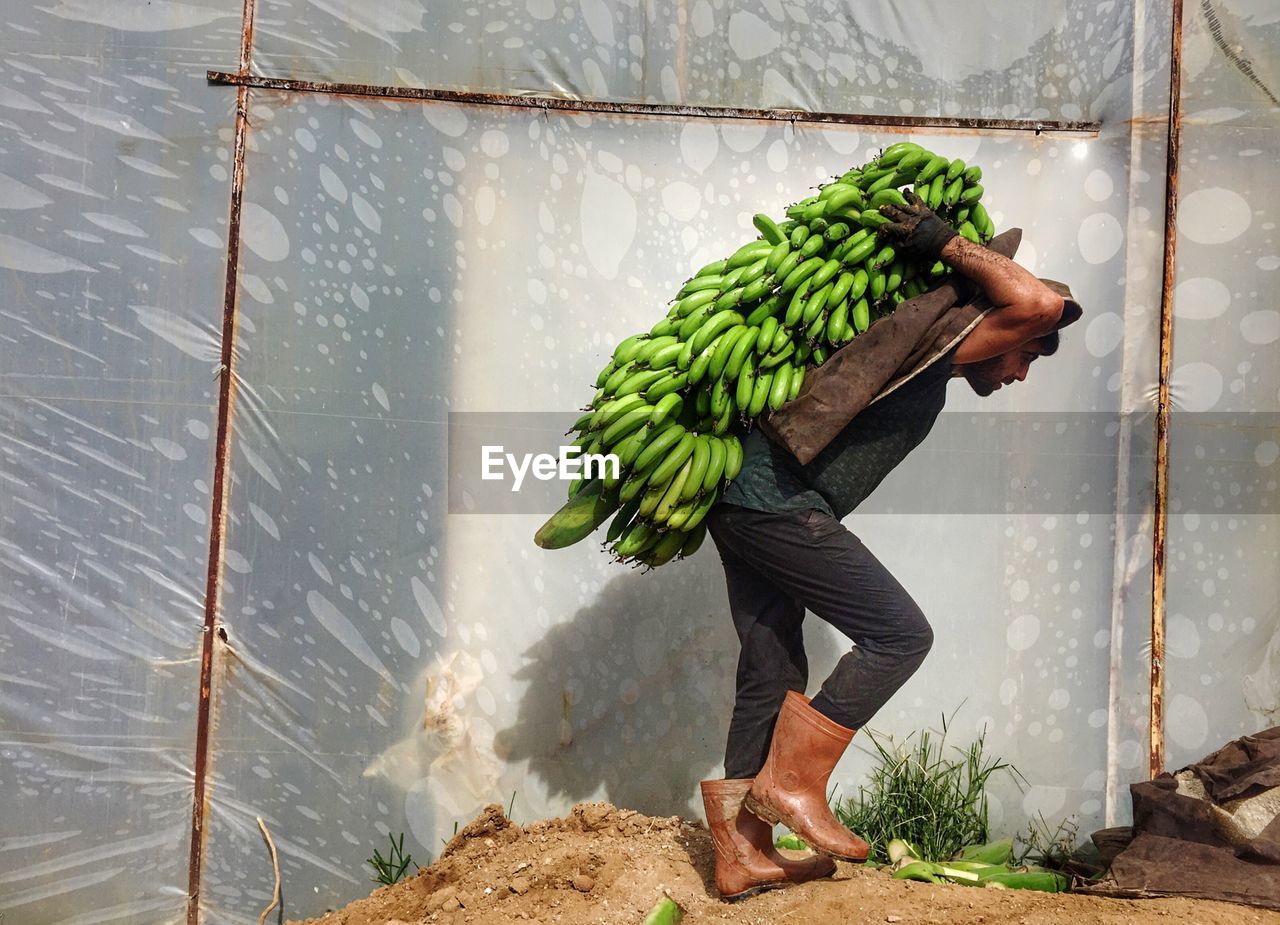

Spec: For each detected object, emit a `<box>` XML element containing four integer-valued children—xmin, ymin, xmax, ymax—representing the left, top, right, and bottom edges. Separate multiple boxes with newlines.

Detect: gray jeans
<box><xmin>707</xmin><ymin>503</ymin><xmax>934</xmax><ymax>779</ymax></box>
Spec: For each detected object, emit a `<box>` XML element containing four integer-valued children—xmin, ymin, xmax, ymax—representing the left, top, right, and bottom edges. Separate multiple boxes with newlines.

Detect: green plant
<box><xmin>368</xmin><ymin>832</ymin><xmax>416</xmax><ymax>886</ymax></box>
<box><xmin>1015</xmin><ymin>811</ymin><xmax>1081</xmax><ymax>870</ymax></box>
<box><xmin>833</xmin><ymin>711</ymin><xmax>1022</xmax><ymax>864</ymax></box>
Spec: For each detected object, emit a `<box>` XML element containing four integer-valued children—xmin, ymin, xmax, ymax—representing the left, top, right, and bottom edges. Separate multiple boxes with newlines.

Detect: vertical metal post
<box><xmin>1151</xmin><ymin>0</ymin><xmax>1185</xmax><ymax>781</ymax></box>
<box><xmin>187</xmin><ymin>0</ymin><xmax>256</xmax><ymax>920</ymax></box>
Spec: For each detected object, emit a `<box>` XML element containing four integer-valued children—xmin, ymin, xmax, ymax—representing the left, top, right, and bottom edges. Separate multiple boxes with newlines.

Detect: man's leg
<box><xmin>709</xmin><ymin>504</ymin><xmax>934</xmax><ymax>860</ymax></box>
<box><xmin>703</xmin><ymin>507</ymin><xmax>835</xmax><ymax>898</ymax></box>
<box><xmin>710</xmin><ymin>505</ymin><xmax>933</xmax><ymax>728</ymax></box>
<box><xmin>708</xmin><ymin>511</ymin><xmax>808</xmax><ymax>778</ymax></box>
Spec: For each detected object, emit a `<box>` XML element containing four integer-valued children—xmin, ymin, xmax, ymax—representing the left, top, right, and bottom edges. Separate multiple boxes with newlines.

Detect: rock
<box><xmin>510</xmin><ymin>877</ymin><xmax>531</xmax><ymax>895</ymax></box>
<box><xmin>887</xmin><ymin>917</ymin><xmax>902</xmax><ymax>923</ymax></box>
<box><xmin>571</xmin><ymin>874</ymin><xmax>595</xmax><ymax>893</ymax></box>
<box><xmin>575</xmin><ymin>803</ymin><xmax>614</xmax><ymax>831</ymax></box>
<box><xmin>441</xmin><ymin>896</ymin><xmax>462</xmax><ymax>913</ymax></box>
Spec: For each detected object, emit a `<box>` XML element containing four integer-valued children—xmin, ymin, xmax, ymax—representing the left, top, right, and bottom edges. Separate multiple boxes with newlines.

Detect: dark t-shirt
<box><xmin>720</xmin><ymin>349</ymin><xmax>956</xmax><ymax>519</ymax></box>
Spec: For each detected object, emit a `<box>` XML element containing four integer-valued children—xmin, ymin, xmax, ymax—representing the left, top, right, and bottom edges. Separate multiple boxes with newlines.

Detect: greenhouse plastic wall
<box><xmin>1162</xmin><ymin>0</ymin><xmax>1280</xmax><ymax>769</ymax></box>
<box><xmin>0</xmin><ymin>1</ymin><xmax>1274</xmax><ymax>924</ymax></box>
<box><xmin>0</xmin><ymin>2</ymin><xmax>242</xmax><ymax>923</ymax></box>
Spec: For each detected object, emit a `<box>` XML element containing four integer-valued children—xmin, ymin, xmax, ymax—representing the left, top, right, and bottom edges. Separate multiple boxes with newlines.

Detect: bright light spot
<box><xmin>1073</xmin><ymin>142</ymin><xmax>1088</xmax><ymax>159</ymax></box>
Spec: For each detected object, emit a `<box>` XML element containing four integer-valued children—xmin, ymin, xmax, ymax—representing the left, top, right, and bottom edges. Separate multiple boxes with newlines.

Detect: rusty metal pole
<box><xmin>187</xmin><ymin>0</ymin><xmax>256</xmax><ymax>921</ymax></box>
<box><xmin>205</xmin><ymin>71</ymin><xmax>1101</xmax><ymax>135</ymax></box>
<box><xmin>1150</xmin><ymin>0</ymin><xmax>1185</xmax><ymax>781</ymax></box>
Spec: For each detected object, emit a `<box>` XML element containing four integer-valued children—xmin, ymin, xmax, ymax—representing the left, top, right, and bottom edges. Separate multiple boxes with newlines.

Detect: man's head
<box><xmin>955</xmin><ymin>332</ymin><xmax>1059</xmax><ymax>397</ymax></box>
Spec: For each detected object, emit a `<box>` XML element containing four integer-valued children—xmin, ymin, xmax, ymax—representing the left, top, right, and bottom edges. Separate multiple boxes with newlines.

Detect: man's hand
<box><xmin>877</xmin><ymin>190</ymin><xmax>957</xmax><ymax>260</ymax></box>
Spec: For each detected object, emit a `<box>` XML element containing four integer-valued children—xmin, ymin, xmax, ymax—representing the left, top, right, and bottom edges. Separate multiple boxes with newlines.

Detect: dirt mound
<box><xmin>291</xmin><ymin>803</ymin><xmax>1279</xmax><ymax>925</ymax></box>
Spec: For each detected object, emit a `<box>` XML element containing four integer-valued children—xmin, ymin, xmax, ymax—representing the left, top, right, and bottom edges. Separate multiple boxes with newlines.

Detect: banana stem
<box><xmin>641</xmin><ymin>894</ymin><xmax>685</xmax><ymax>925</ymax></box>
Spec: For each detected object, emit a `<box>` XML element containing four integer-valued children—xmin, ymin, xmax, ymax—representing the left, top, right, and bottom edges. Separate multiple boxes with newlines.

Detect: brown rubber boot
<box><xmin>700</xmin><ymin>778</ymin><xmax>837</xmax><ymax>900</ymax></box>
<box><xmin>742</xmin><ymin>691</ymin><xmax>870</xmax><ymax>861</ymax></box>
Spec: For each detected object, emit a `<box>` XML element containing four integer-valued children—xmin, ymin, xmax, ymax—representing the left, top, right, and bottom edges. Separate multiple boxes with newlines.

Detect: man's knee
<box><xmin>904</xmin><ymin>617</ymin><xmax>934</xmax><ymax>666</ymax></box>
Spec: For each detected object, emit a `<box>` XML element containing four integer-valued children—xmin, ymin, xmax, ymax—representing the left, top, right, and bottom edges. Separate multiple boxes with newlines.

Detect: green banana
<box><xmin>614</xmin><ymin>518</ymin><xmax>656</xmax><ymax>557</ymax></box>
<box><xmin>632</xmin><ymin>422</ymin><xmax>687</xmax><ymax>474</ymax></box>
<box><xmin>824</xmin><ymin>221</ymin><xmax>851</xmax><ymax>242</ymax></box>
<box><xmin>747</xmin><ymin>370</ymin><xmax>773</xmax><ymax>417</ymax></box>
<box><xmin>680</xmin><ymin>436</ymin><xmax>711</xmax><ymax>502</ymax></box>
<box><xmin>687</xmin><ymin>335</ymin><xmax>721</xmax><ymax>386</ymax></box>
<box><xmin>615</xmin><ymin>367</ymin><xmax>668</xmax><ymax>398</ymax></box>
<box><xmin>784</xmin><ymin>277</ymin><xmax>812</xmax><ymax>327</ymax></box>
<box><xmin>723</xmin><ymin>326</ymin><xmax>759</xmax><ymax>381</ymax></box>
<box><xmin>828</xmin><ymin>270</ymin><xmax>855</xmax><ymax>307</ymax></box>
<box><xmin>613</xmin><ymin>334</ymin><xmax>649</xmax><ymax>366</ymax></box>
<box><xmin>799</xmin><ymin>233</ymin><xmax>826</xmax><ymax>258</ymax></box>
<box><xmin>708</xmin><ymin>325</ymin><xmax>747</xmax><ymax>382</ymax></box>
<box><xmin>605</xmin><ymin>495</ymin><xmax>642</xmax><ymax>544</ymax></box>
<box><xmin>766</xmin><ymin>239</ymin><xmax>791</xmax><ymax>272</ymax></box>
<box><xmin>647</xmin><ymin>431</ymin><xmax>698</xmax><ymax>488</ymax></box>
<box><xmin>944</xmin><ymin>175</ymin><xmax>964</xmax><ymax>206</ymax></box>
<box><xmin>744</xmin><ymin>293</ymin><xmax>783</xmax><ymax>326</ymax></box>
<box><xmin>598</xmin><ymin>392</ymin><xmax>648</xmax><ymax>428</ymax></box>
<box><xmin>653</xmin><ymin>456</ymin><xmax>694</xmax><ymax>523</ymax></box>
<box><xmin>739</xmin><ymin>273</ymin><xmax>775</xmax><ymax>305</ymax></box>
<box><xmin>768</xmin><ymin>363</ymin><xmax>792</xmax><ymax>410</ymax></box>
<box><xmin>678</xmin><ymin>522</ymin><xmax>708</xmax><ymax>556</ymax></box>
<box><xmin>734</xmin><ymin>353</ymin><xmax>756</xmax><ymax>410</ymax></box>
<box><xmin>691</xmin><ymin>309</ymin><xmax>745</xmax><ymax>354</ymax></box>
<box><xmin>673</xmin><ymin>288</ymin><xmax>718</xmax><ymax>318</ymax></box>
<box><xmin>809</xmin><ymin>258</ymin><xmax>842</xmax><ymax>292</ymax></box>
<box><xmin>644</xmin><ymin>528</ymin><xmax>687</xmax><ymax>566</ymax></box>
<box><xmin>773</xmin><ymin>249</ymin><xmax>802</xmax><ymax>283</ymax></box>
<box><xmin>781</xmin><ymin>256</ymin><xmax>825</xmax><ymax>293</ymax></box>
<box><xmin>756</xmin><ymin>316</ymin><xmax>779</xmax><ymax>354</ymax></box>
<box><xmin>841</xmin><ymin>235</ymin><xmax>878</xmax><ymax>266</ymax></box>
<box><xmin>752</xmin><ymin>212</ymin><xmax>785</xmax><ymax>245</ymax></box>
<box><xmin>701</xmin><ymin>438</ymin><xmax>727</xmax><ymax>494</ymax></box>
<box><xmin>534</xmin><ymin>479</ymin><xmax>620</xmax><ymax>549</ymax></box>
<box><xmin>601</xmin><ymin>406</ymin><xmax>652</xmax><ymax>447</ymax></box>
<box><xmin>927</xmin><ymin>172</ymin><xmax>946</xmax><ymax>209</ymax></box>
<box><xmin>760</xmin><ymin>340</ymin><xmax>795</xmax><ymax>369</ymax></box>
<box><xmin>801</xmin><ymin>281</ymin><xmax>834</xmax><ymax>325</ymax></box>
<box><xmin>722</xmin><ymin>436</ymin><xmax>743</xmax><ymax>481</ymax></box>
<box><xmin>826</xmin><ymin>298</ymin><xmax>850</xmax><ymax>346</ymax></box>
<box><xmin>644</xmin><ymin>341</ymin><xmax>683</xmax><ymax>370</ymax></box>
<box><xmin>726</xmin><ymin>239</ymin><xmax>774</xmax><ymax>269</ymax></box>
<box><xmin>709</xmin><ymin>374</ymin><xmax>731</xmax><ymax>418</ymax></box>
<box><xmin>771</xmin><ymin>322</ymin><xmax>791</xmax><ymax>353</ymax></box>
<box><xmin>787</xmin><ymin>362</ymin><xmax>805</xmax><ymax>400</ymax></box>
<box><xmin>653</xmin><ymin>312</ymin><xmax>684</xmax><ymax>337</ymax></box>
<box><xmin>649</xmin><ymin>392</ymin><xmax>683</xmax><ymax>428</ymax></box>
<box><xmin>852</xmin><ymin>297</ymin><xmax>871</xmax><ymax>333</ymax></box>
<box><xmin>916</xmin><ymin>154</ymin><xmax>949</xmax><ymax>183</ymax></box>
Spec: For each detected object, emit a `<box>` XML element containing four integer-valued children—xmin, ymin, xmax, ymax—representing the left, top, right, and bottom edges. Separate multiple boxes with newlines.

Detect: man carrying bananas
<box><xmin>699</xmin><ymin>190</ymin><xmax>1082</xmax><ymax>899</ymax></box>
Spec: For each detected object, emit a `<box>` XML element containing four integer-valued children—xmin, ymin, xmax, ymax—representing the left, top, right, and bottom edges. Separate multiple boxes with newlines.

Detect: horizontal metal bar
<box><xmin>206</xmin><ymin>71</ymin><xmax>1101</xmax><ymax>135</ymax></box>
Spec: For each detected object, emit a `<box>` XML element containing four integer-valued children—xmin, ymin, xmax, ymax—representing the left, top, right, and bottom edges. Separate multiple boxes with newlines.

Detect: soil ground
<box><xmin>291</xmin><ymin>802</ymin><xmax>1280</xmax><ymax>925</ymax></box>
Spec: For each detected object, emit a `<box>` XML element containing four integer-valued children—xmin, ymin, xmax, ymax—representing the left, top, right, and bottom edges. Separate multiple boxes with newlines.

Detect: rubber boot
<box><xmin>742</xmin><ymin>691</ymin><xmax>871</xmax><ymax>861</ymax></box>
<box><xmin>700</xmin><ymin>778</ymin><xmax>836</xmax><ymax>900</ymax></box>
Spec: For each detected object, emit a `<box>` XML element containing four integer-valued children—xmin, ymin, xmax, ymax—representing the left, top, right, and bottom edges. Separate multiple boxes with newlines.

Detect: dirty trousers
<box><xmin>707</xmin><ymin>503</ymin><xmax>935</xmax><ymax>779</ymax></box>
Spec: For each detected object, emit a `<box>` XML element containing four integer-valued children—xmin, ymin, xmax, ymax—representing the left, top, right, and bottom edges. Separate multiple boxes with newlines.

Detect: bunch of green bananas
<box><xmin>534</xmin><ymin>141</ymin><xmax>994</xmax><ymax>568</ymax></box>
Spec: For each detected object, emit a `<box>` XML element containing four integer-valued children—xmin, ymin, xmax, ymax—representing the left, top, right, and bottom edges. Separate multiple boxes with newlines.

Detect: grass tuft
<box><xmin>368</xmin><ymin>832</ymin><xmax>416</xmax><ymax>886</ymax></box>
<box><xmin>833</xmin><ymin>709</ymin><xmax>1022</xmax><ymax>864</ymax></box>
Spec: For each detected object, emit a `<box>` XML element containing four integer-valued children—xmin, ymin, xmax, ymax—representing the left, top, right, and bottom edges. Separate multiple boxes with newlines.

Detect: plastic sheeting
<box><xmin>250</xmin><ymin>1</ymin><xmax>1134</xmax><ymax>122</ymax></box>
<box><xmin>0</xmin><ymin>2</ymin><xmax>242</xmax><ymax>924</ymax></box>
<box><xmin>1163</xmin><ymin>0</ymin><xmax>1280</xmax><ymax>769</ymax></box>
<box><xmin>0</xmin><ymin>0</ymin><xmax>1275</xmax><ymax>923</ymax></box>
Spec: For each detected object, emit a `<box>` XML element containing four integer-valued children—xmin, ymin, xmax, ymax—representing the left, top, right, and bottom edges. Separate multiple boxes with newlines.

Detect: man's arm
<box><xmin>941</xmin><ymin>235</ymin><xmax>1065</xmax><ymax>365</ymax></box>
<box><xmin>877</xmin><ymin>192</ymin><xmax>1065</xmax><ymax>364</ymax></box>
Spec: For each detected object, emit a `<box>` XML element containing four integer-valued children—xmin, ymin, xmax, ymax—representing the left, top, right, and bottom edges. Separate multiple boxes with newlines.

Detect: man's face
<box><xmin>959</xmin><ymin>338</ymin><xmax>1051</xmax><ymax>397</ymax></box>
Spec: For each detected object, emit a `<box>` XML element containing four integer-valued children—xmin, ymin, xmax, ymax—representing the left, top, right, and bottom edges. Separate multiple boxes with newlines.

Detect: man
<box><xmin>697</xmin><ymin>192</ymin><xmax>1083</xmax><ymax>899</ymax></box>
